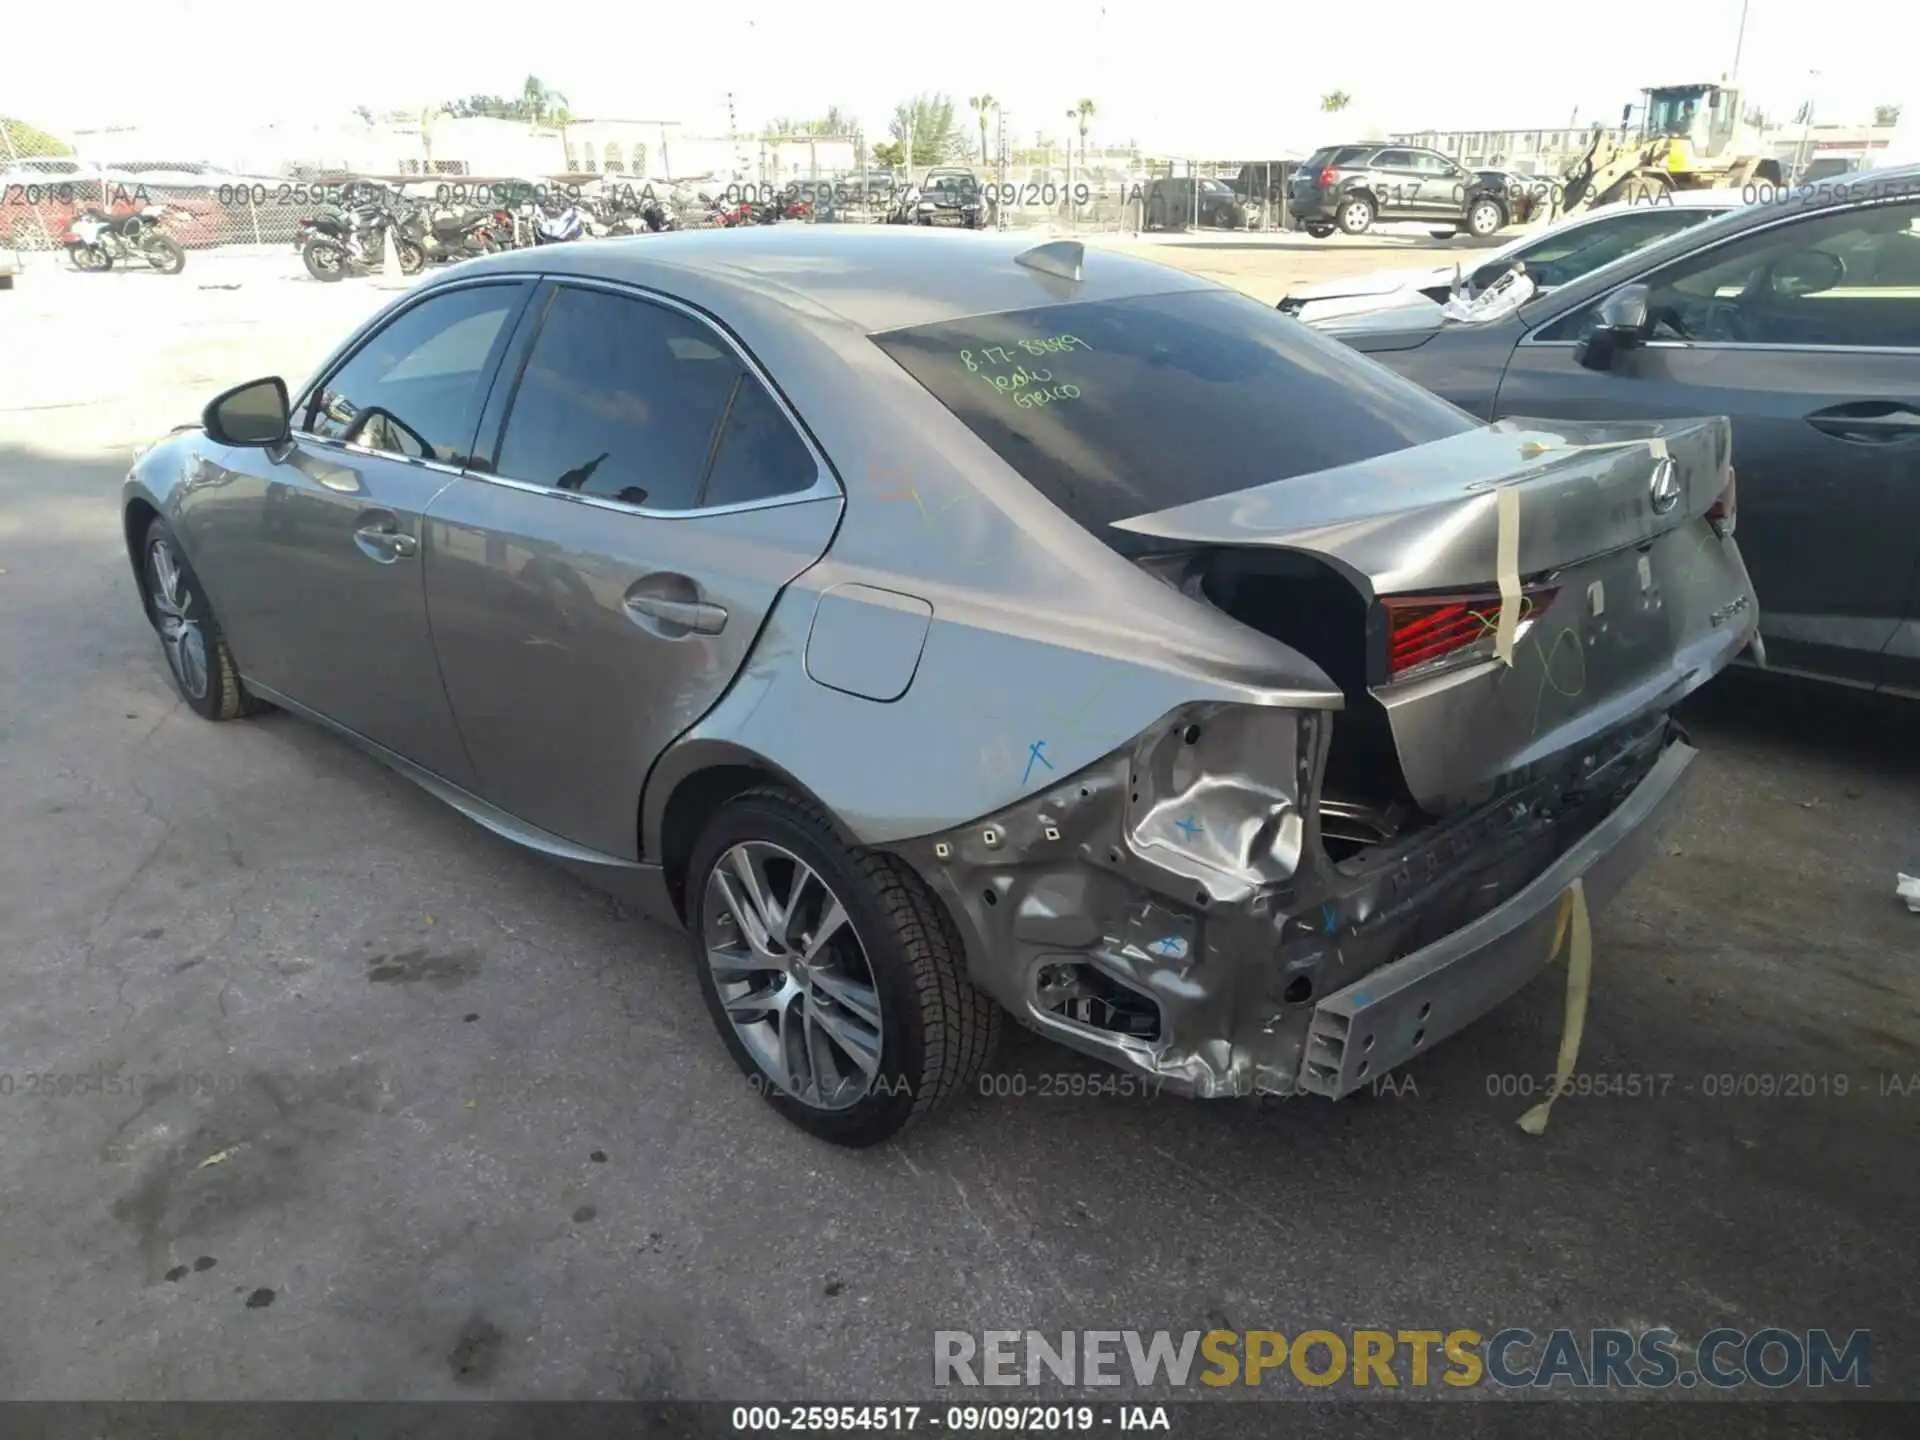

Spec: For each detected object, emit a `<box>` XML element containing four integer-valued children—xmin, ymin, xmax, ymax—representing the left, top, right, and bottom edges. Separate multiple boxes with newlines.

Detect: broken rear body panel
<box><xmin>890</xmin><ymin>416</ymin><xmax>1756</xmax><ymax>1099</ymax></box>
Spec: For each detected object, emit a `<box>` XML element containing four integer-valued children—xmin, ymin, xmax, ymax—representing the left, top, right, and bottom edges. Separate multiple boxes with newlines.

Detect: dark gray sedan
<box><xmin>123</xmin><ymin>228</ymin><xmax>1755</xmax><ymax>1145</ymax></box>
<box><xmin>1310</xmin><ymin>168</ymin><xmax>1920</xmax><ymax>696</ymax></box>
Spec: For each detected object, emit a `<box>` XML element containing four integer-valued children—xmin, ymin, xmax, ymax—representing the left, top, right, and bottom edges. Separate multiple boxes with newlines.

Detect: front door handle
<box><xmin>1806</xmin><ymin>402</ymin><xmax>1920</xmax><ymax>443</ymax></box>
<box><xmin>623</xmin><ymin>594</ymin><xmax>728</xmax><ymax>634</ymax></box>
<box><xmin>354</xmin><ymin>524</ymin><xmax>418</xmax><ymax>558</ymax></box>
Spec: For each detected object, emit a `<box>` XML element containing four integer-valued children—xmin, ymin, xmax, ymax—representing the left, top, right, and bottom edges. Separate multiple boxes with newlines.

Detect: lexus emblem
<box><xmin>1648</xmin><ymin>457</ymin><xmax>1681</xmax><ymax>515</ymax></box>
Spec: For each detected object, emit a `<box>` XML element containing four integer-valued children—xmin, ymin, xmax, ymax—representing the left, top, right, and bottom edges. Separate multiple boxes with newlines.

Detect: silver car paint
<box><xmin>124</xmin><ymin>227</ymin><xmax>1753</xmax><ymax>1101</ymax></box>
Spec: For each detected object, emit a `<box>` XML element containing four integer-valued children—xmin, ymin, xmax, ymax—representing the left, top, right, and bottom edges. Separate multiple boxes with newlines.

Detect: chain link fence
<box><xmin>2</xmin><ymin>115</ymin><xmax>1305</xmax><ymax>266</ymax></box>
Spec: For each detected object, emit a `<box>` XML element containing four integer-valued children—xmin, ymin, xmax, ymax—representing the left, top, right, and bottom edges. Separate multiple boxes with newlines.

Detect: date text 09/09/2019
<box><xmin>731</xmin><ymin>1406</ymin><xmax>1166</xmax><ymax>1432</ymax></box>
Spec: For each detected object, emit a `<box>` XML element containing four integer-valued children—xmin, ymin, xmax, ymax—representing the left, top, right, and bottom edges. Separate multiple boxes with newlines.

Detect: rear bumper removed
<box><xmin>903</xmin><ymin>703</ymin><xmax>1696</xmax><ymax>1102</ymax></box>
<box><xmin>1297</xmin><ymin>738</ymin><xmax>1694</xmax><ymax>1097</ymax></box>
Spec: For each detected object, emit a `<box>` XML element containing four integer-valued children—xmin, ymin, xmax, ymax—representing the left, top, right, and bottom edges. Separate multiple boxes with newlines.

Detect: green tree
<box><xmin>767</xmin><ymin>107</ymin><xmax>857</xmax><ymax>138</ymax></box>
<box><xmin>1873</xmin><ymin>103</ymin><xmax>1903</xmax><ymax>126</ymax></box>
<box><xmin>1072</xmin><ymin>97</ymin><xmax>1096</xmax><ymax>150</ymax></box>
<box><xmin>871</xmin><ymin>139</ymin><xmax>906</xmax><ymax>168</ymax></box>
<box><xmin>889</xmin><ymin>93</ymin><xmax>964</xmax><ymax>168</ymax></box>
<box><xmin>970</xmin><ymin>94</ymin><xmax>999</xmax><ymax>165</ymax></box>
<box><xmin>1320</xmin><ymin>90</ymin><xmax>1353</xmax><ymax>113</ymax></box>
<box><xmin>521</xmin><ymin>75</ymin><xmax>572</xmax><ymax>126</ymax></box>
<box><xmin>0</xmin><ymin>116</ymin><xmax>74</xmax><ymax>158</ymax></box>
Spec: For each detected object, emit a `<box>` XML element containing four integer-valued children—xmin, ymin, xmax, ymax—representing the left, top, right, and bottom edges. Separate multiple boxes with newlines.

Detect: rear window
<box><xmin>1304</xmin><ymin>146</ymin><xmax>1369</xmax><ymax>168</ymax></box>
<box><xmin>871</xmin><ymin>290</ymin><xmax>1477</xmax><ymax>548</ymax></box>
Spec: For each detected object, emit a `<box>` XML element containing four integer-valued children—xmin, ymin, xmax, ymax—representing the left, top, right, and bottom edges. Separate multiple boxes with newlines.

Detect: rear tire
<box><xmin>688</xmin><ymin>789</ymin><xmax>1001</xmax><ymax>1147</ymax></box>
<box><xmin>396</xmin><ymin>238</ymin><xmax>426</xmax><ymax>275</ymax></box>
<box><xmin>139</xmin><ymin>516</ymin><xmax>262</xmax><ymax>722</ymax></box>
<box><xmin>302</xmin><ymin>237</ymin><xmax>346</xmax><ymax>282</ymax></box>
<box><xmin>1337</xmin><ymin>195</ymin><xmax>1375</xmax><ymax>235</ymax></box>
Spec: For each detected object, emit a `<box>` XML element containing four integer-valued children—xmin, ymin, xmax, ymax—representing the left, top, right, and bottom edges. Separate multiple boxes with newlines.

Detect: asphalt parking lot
<box><xmin>1</xmin><ymin>235</ymin><xmax>1916</xmax><ymax>1422</ymax></box>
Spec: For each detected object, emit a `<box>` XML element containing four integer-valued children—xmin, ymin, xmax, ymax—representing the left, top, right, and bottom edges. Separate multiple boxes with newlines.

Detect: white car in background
<box><xmin>1278</xmin><ymin>188</ymin><xmax>1752</xmax><ymax>325</ymax></box>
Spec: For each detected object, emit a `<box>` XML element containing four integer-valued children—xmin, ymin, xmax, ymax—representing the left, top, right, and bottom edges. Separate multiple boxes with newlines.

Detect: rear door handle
<box><xmin>1806</xmin><ymin>402</ymin><xmax>1920</xmax><ymax>443</ymax></box>
<box><xmin>623</xmin><ymin>594</ymin><xmax>728</xmax><ymax>634</ymax></box>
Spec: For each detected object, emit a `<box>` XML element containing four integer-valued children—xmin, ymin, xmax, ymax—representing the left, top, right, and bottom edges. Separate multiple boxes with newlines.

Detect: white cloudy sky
<box><xmin>7</xmin><ymin>0</ymin><xmax>1915</xmax><ymax>152</ymax></box>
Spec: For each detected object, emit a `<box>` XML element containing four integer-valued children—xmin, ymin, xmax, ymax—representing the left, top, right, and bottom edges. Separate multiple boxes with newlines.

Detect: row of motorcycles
<box><xmin>297</xmin><ymin>184</ymin><xmax>813</xmax><ymax>281</ymax></box>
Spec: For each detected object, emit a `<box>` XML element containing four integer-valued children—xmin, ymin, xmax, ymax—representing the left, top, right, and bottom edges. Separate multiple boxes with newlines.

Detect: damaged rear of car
<box><xmin>871</xmin><ymin>286</ymin><xmax>1757</xmax><ymax>1100</ymax></box>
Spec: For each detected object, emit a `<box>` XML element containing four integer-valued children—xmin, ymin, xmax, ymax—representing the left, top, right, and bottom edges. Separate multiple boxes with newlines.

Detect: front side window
<box><xmin>1371</xmin><ymin>150</ymin><xmax>1414</xmax><ymax>170</ymax></box>
<box><xmin>493</xmin><ymin>285</ymin><xmax>815</xmax><ymax>510</ymax></box>
<box><xmin>304</xmin><ymin>284</ymin><xmax>521</xmax><ymax>464</ymax></box>
<box><xmin>1540</xmin><ymin>200</ymin><xmax>1920</xmax><ymax>347</ymax></box>
<box><xmin>873</xmin><ymin>290</ymin><xmax>1477</xmax><ymax>553</ymax></box>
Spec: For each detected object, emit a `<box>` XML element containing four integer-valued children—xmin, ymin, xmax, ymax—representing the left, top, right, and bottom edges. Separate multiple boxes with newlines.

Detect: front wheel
<box><xmin>302</xmin><ymin>237</ymin><xmax>347</xmax><ymax>282</ymax></box>
<box><xmin>140</xmin><ymin>517</ymin><xmax>262</xmax><ymax>722</ymax></box>
<box><xmin>1466</xmin><ymin>198</ymin><xmax>1506</xmax><ymax>238</ymax></box>
<box><xmin>143</xmin><ymin>235</ymin><xmax>186</xmax><ymax>274</ymax></box>
<box><xmin>1337</xmin><ymin>195</ymin><xmax>1375</xmax><ymax>235</ymax></box>
<box><xmin>689</xmin><ymin>790</ymin><xmax>1001</xmax><ymax>1146</ymax></box>
<box><xmin>396</xmin><ymin>238</ymin><xmax>426</xmax><ymax>274</ymax></box>
<box><xmin>67</xmin><ymin>242</ymin><xmax>111</xmax><ymax>271</ymax></box>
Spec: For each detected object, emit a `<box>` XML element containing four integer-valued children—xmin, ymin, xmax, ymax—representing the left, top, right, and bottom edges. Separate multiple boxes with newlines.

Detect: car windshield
<box><xmin>872</xmin><ymin>290</ymin><xmax>1478</xmax><ymax>551</ymax></box>
<box><xmin>1498</xmin><ymin>207</ymin><xmax>1726</xmax><ymax>288</ymax></box>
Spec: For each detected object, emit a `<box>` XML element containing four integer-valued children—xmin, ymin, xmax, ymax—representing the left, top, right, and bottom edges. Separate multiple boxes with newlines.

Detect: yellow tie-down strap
<box><xmin>1517</xmin><ymin>877</ymin><xmax>1593</xmax><ymax>1136</ymax></box>
<box><xmin>1498</xmin><ymin>437</ymin><xmax>1672</xmax><ymax>666</ymax></box>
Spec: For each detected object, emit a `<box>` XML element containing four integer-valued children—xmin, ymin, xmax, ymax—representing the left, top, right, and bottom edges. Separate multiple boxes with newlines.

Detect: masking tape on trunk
<box><xmin>1495</xmin><ymin>484</ymin><xmax>1522</xmax><ymax>665</ymax></box>
<box><xmin>1517</xmin><ymin>877</ymin><xmax>1593</xmax><ymax>1137</ymax></box>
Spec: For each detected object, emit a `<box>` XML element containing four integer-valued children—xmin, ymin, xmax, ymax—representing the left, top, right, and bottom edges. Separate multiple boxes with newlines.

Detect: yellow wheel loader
<box><xmin>1550</xmin><ymin>83</ymin><xmax>1785</xmax><ymax>219</ymax></box>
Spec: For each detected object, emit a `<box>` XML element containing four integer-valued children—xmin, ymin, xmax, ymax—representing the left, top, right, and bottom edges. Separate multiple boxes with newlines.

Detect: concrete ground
<box><xmin>1</xmin><ymin>239</ymin><xmax>1916</xmax><ymax>1421</ymax></box>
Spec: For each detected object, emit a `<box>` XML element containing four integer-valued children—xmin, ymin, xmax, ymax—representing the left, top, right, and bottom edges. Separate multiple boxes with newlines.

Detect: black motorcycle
<box><xmin>63</xmin><ymin>203</ymin><xmax>187</xmax><ymax>273</ymax></box>
<box><xmin>398</xmin><ymin>201</ymin><xmax>508</xmax><ymax>264</ymax></box>
<box><xmin>298</xmin><ymin>199</ymin><xmax>424</xmax><ymax>282</ymax></box>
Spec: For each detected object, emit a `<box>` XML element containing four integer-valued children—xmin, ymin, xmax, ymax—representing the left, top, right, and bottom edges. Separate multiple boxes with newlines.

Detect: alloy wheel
<box><xmin>147</xmin><ymin>537</ymin><xmax>209</xmax><ymax>700</ymax></box>
<box><xmin>702</xmin><ymin>840</ymin><xmax>884</xmax><ymax>1111</ymax></box>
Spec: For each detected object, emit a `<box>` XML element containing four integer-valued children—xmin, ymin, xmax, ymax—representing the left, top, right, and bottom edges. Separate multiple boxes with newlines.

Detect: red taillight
<box><xmin>1318</xmin><ymin>167</ymin><xmax>1340</xmax><ymax>187</ymax></box>
<box><xmin>1383</xmin><ymin>584</ymin><xmax>1560</xmax><ymax>680</ymax></box>
<box><xmin>1706</xmin><ymin>465</ymin><xmax>1736</xmax><ymax>537</ymax></box>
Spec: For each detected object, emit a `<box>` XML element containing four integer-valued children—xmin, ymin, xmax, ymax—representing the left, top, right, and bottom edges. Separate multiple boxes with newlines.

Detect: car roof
<box><xmin>445</xmin><ymin>226</ymin><xmax>1219</xmax><ymax>333</ymax></box>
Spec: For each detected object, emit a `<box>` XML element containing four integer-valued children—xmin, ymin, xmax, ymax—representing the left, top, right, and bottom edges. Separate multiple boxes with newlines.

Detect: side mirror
<box><xmin>202</xmin><ymin>376</ymin><xmax>290</xmax><ymax>446</ymax></box>
<box><xmin>1573</xmin><ymin>283</ymin><xmax>1651</xmax><ymax>371</ymax></box>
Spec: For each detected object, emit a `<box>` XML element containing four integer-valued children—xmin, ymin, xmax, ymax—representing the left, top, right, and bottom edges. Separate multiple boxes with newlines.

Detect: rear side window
<box><xmin>494</xmin><ymin>285</ymin><xmax>814</xmax><ymax>510</ymax></box>
<box><xmin>872</xmin><ymin>290</ymin><xmax>1477</xmax><ymax>549</ymax></box>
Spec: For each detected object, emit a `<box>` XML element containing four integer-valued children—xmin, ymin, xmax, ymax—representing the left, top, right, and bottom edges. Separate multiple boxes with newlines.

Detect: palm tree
<box><xmin>1320</xmin><ymin>90</ymin><xmax>1353</xmax><ymax>113</ymax></box>
<box><xmin>970</xmin><ymin>94</ymin><xmax>999</xmax><ymax>166</ymax></box>
<box><xmin>1073</xmin><ymin>98</ymin><xmax>1096</xmax><ymax>154</ymax></box>
<box><xmin>521</xmin><ymin>75</ymin><xmax>570</xmax><ymax>128</ymax></box>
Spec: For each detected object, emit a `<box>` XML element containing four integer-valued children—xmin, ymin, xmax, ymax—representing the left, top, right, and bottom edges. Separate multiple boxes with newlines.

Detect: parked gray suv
<box><xmin>1289</xmin><ymin>144</ymin><xmax>1510</xmax><ymax>238</ymax></box>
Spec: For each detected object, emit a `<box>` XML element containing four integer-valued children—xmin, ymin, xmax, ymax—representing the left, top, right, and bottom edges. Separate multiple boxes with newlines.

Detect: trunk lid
<box><xmin>1113</xmin><ymin>416</ymin><xmax>1756</xmax><ymax>815</ymax></box>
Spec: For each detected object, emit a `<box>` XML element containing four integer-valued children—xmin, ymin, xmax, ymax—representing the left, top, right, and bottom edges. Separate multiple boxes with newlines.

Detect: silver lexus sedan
<box><xmin>122</xmin><ymin>228</ymin><xmax>1759</xmax><ymax>1145</ymax></box>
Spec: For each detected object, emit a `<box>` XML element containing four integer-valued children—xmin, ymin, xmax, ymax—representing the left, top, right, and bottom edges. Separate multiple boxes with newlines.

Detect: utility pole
<box><xmin>1729</xmin><ymin>0</ymin><xmax>1751</xmax><ymax>87</ymax></box>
